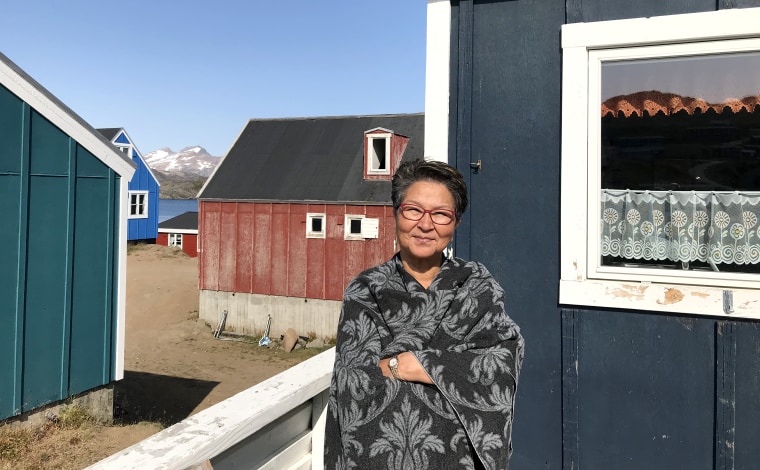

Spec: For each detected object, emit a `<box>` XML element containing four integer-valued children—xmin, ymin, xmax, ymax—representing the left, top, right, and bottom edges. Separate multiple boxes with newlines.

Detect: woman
<box><xmin>325</xmin><ymin>159</ymin><xmax>524</xmax><ymax>470</ymax></box>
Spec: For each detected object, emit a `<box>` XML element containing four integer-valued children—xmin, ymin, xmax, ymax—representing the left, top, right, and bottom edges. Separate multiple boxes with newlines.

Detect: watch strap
<box><xmin>389</xmin><ymin>355</ymin><xmax>401</xmax><ymax>380</ymax></box>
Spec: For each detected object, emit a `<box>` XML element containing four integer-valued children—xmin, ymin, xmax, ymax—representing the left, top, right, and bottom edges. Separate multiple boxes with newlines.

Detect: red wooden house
<box><xmin>157</xmin><ymin>211</ymin><xmax>198</xmax><ymax>257</ymax></box>
<box><xmin>196</xmin><ymin>114</ymin><xmax>424</xmax><ymax>338</ymax></box>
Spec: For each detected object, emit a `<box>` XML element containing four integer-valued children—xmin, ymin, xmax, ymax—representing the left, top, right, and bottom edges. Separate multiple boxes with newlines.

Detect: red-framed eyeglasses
<box><xmin>398</xmin><ymin>203</ymin><xmax>457</xmax><ymax>225</ymax></box>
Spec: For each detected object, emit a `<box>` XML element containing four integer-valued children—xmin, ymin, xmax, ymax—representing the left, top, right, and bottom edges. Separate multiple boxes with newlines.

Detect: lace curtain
<box><xmin>600</xmin><ymin>189</ymin><xmax>760</xmax><ymax>265</ymax></box>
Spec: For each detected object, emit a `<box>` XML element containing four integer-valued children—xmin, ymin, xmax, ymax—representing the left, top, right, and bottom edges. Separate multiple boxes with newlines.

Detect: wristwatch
<box><xmin>389</xmin><ymin>355</ymin><xmax>401</xmax><ymax>380</ymax></box>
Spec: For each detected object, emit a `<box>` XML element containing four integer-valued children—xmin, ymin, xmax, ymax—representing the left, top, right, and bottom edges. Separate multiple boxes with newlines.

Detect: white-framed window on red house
<box><xmin>169</xmin><ymin>233</ymin><xmax>183</xmax><ymax>249</ymax></box>
<box><xmin>306</xmin><ymin>213</ymin><xmax>326</xmax><ymax>239</ymax></box>
<box><xmin>344</xmin><ymin>214</ymin><xmax>380</xmax><ymax>240</ymax></box>
<box><xmin>367</xmin><ymin>133</ymin><xmax>391</xmax><ymax>175</ymax></box>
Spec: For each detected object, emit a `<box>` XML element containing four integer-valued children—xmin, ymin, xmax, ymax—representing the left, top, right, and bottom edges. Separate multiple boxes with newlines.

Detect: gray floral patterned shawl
<box><xmin>325</xmin><ymin>254</ymin><xmax>524</xmax><ymax>470</ymax></box>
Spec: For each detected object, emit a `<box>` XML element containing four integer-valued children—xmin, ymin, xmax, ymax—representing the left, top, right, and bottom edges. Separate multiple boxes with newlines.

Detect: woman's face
<box><xmin>396</xmin><ymin>180</ymin><xmax>459</xmax><ymax>266</ymax></box>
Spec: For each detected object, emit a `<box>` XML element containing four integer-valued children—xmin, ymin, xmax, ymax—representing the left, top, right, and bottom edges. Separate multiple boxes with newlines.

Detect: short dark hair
<box><xmin>391</xmin><ymin>159</ymin><xmax>468</xmax><ymax>219</ymax></box>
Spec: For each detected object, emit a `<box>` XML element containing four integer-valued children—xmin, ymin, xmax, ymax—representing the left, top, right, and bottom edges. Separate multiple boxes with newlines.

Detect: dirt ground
<box><xmin>0</xmin><ymin>244</ymin><xmax>327</xmax><ymax>470</ymax></box>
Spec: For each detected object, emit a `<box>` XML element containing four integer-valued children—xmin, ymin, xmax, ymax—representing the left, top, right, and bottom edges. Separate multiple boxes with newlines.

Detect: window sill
<box><xmin>559</xmin><ymin>278</ymin><xmax>760</xmax><ymax>319</ymax></box>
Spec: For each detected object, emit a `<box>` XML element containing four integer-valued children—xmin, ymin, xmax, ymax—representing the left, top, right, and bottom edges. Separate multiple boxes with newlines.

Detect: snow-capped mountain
<box><xmin>144</xmin><ymin>146</ymin><xmax>221</xmax><ymax>178</ymax></box>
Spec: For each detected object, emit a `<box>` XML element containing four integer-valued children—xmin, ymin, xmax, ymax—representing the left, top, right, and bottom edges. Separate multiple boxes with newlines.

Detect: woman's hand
<box><xmin>378</xmin><ymin>352</ymin><xmax>433</xmax><ymax>385</ymax></box>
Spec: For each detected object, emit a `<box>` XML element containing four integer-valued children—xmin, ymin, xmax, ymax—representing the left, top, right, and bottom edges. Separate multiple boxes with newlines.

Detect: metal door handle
<box><xmin>470</xmin><ymin>160</ymin><xmax>481</xmax><ymax>172</ymax></box>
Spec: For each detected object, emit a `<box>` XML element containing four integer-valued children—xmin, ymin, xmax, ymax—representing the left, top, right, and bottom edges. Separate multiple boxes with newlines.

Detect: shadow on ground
<box><xmin>114</xmin><ymin>370</ymin><xmax>219</xmax><ymax>425</ymax></box>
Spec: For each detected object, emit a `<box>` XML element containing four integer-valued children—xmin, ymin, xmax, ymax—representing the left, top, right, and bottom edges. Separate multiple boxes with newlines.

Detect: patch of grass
<box><xmin>0</xmin><ymin>426</ymin><xmax>34</xmax><ymax>461</ymax></box>
<box><xmin>58</xmin><ymin>405</ymin><xmax>95</xmax><ymax>429</ymax></box>
<box><xmin>0</xmin><ymin>405</ymin><xmax>95</xmax><ymax>463</ymax></box>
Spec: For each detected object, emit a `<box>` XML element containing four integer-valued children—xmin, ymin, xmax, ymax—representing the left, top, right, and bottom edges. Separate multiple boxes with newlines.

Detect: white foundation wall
<box><xmin>199</xmin><ymin>290</ymin><xmax>342</xmax><ymax>340</ymax></box>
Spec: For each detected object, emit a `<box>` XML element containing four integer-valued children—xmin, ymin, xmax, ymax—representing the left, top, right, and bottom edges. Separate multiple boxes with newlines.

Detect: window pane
<box><xmin>130</xmin><ymin>194</ymin><xmax>138</xmax><ymax>215</ymax></box>
<box><xmin>350</xmin><ymin>219</ymin><xmax>362</xmax><ymax>234</ymax></box>
<box><xmin>602</xmin><ymin>52</ymin><xmax>760</xmax><ymax>191</ymax></box>
<box><xmin>371</xmin><ymin>138</ymin><xmax>387</xmax><ymax>170</ymax></box>
<box><xmin>600</xmin><ymin>53</ymin><xmax>760</xmax><ymax>273</ymax></box>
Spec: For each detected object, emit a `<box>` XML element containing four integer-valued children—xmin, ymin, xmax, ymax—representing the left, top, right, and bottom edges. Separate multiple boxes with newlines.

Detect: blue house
<box><xmin>0</xmin><ymin>52</ymin><xmax>136</xmax><ymax>423</ymax></box>
<box><xmin>98</xmin><ymin>128</ymin><xmax>160</xmax><ymax>242</ymax></box>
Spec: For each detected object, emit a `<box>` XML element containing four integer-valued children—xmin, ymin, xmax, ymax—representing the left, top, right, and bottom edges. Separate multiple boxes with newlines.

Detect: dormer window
<box><xmin>364</xmin><ymin>127</ymin><xmax>409</xmax><ymax>180</ymax></box>
<box><xmin>115</xmin><ymin>144</ymin><xmax>132</xmax><ymax>157</ymax></box>
<box><xmin>367</xmin><ymin>134</ymin><xmax>391</xmax><ymax>174</ymax></box>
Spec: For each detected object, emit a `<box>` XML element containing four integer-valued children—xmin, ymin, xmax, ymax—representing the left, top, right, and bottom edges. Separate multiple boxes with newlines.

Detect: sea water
<box><xmin>158</xmin><ymin>199</ymin><xmax>198</xmax><ymax>223</ymax></box>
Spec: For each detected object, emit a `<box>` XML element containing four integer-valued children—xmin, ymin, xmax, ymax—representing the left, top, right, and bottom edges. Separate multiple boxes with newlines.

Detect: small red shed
<box><xmin>157</xmin><ymin>211</ymin><xmax>198</xmax><ymax>257</ymax></box>
<box><xmin>196</xmin><ymin>114</ymin><xmax>424</xmax><ymax>338</ymax></box>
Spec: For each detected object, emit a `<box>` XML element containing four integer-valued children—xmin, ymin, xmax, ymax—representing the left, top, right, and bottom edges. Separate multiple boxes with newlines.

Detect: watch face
<box><xmin>390</xmin><ymin>357</ymin><xmax>398</xmax><ymax>367</ymax></box>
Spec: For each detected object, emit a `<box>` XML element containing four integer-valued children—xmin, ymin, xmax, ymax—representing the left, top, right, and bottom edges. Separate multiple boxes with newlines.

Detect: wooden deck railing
<box><xmin>86</xmin><ymin>347</ymin><xmax>335</xmax><ymax>470</ymax></box>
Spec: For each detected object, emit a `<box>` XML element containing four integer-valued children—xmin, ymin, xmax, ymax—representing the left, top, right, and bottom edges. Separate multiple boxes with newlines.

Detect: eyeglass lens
<box><xmin>401</xmin><ymin>205</ymin><xmax>454</xmax><ymax>225</ymax></box>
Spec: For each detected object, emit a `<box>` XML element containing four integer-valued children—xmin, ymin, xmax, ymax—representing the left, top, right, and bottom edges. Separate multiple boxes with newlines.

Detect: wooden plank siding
<box><xmin>287</xmin><ymin>204</ymin><xmax>307</xmax><ymax>298</ymax></box>
<box><xmin>325</xmin><ymin>205</ymin><xmax>347</xmax><ymax>300</ymax></box>
<box><xmin>447</xmin><ymin>1</ymin><xmax>760</xmax><ymax>467</ymax></box>
<box><xmin>218</xmin><ymin>204</ymin><xmax>238</xmax><ymax>291</ymax></box>
<box><xmin>104</xmin><ymin>129</ymin><xmax>159</xmax><ymax>242</ymax></box>
<box><xmin>0</xmin><ymin>89</ymin><xmax>125</xmax><ymax>419</ymax></box>
<box><xmin>199</xmin><ymin>202</ymin><xmax>222</xmax><ymax>291</ymax></box>
<box><xmin>234</xmin><ymin>204</ymin><xmax>255</xmax><ymax>292</ymax></box>
<box><xmin>270</xmin><ymin>204</ymin><xmax>290</xmax><ymax>297</ymax></box>
<box><xmin>0</xmin><ymin>52</ymin><xmax>135</xmax><ymax>422</ymax></box>
<box><xmin>124</xmin><ymin>152</ymin><xmax>159</xmax><ymax>241</ymax></box>
<box><xmin>306</xmin><ymin>204</ymin><xmax>327</xmax><ymax>299</ymax></box>
<box><xmin>253</xmin><ymin>204</ymin><xmax>273</xmax><ymax>294</ymax></box>
<box><xmin>199</xmin><ymin>201</ymin><xmax>397</xmax><ymax>301</ymax></box>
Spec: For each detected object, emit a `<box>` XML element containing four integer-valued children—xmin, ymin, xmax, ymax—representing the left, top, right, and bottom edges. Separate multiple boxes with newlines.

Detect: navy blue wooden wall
<box><xmin>449</xmin><ymin>1</ymin><xmax>760</xmax><ymax>468</ymax></box>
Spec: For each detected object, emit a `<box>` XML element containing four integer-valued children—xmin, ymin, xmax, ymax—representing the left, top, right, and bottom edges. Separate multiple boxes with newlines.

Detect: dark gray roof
<box><xmin>198</xmin><ymin>113</ymin><xmax>424</xmax><ymax>204</ymax></box>
<box><xmin>97</xmin><ymin>128</ymin><xmax>122</xmax><ymax>141</ymax></box>
<box><xmin>158</xmin><ymin>211</ymin><xmax>198</xmax><ymax>230</ymax></box>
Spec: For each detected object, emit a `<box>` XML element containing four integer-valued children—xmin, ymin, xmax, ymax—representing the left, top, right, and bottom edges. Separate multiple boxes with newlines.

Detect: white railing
<box><xmin>87</xmin><ymin>347</ymin><xmax>335</xmax><ymax>470</ymax></box>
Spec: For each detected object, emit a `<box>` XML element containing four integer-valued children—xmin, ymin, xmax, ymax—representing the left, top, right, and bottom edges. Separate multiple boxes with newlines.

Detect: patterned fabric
<box><xmin>601</xmin><ymin>189</ymin><xmax>760</xmax><ymax>264</ymax></box>
<box><xmin>325</xmin><ymin>254</ymin><xmax>524</xmax><ymax>470</ymax></box>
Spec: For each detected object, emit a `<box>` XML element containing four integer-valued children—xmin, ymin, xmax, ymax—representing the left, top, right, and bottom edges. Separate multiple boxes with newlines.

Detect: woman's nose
<box><xmin>417</xmin><ymin>212</ymin><xmax>435</xmax><ymax>229</ymax></box>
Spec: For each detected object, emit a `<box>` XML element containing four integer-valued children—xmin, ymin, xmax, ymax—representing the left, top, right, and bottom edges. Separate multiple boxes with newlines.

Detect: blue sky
<box><xmin>0</xmin><ymin>1</ymin><xmax>427</xmax><ymax>157</ymax></box>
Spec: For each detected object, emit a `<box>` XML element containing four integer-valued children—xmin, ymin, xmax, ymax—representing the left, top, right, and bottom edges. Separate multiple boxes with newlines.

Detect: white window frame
<box><xmin>367</xmin><ymin>133</ymin><xmax>392</xmax><ymax>175</ymax></box>
<box><xmin>344</xmin><ymin>215</ymin><xmax>380</xmax><ymax>240</ymax></box>
<box><xmin>306</xmin><ymin>213</ymin><xmax>326</xmax><ymax>239</ymax></box>
<box><xmin>115</xmin><ymin>143</ymin><xmax>133</xmax><ymax>158</ymax></box>
<box><xmin>128</xmin><ymin>191</ymin><xmax>149</xmax><ymax>219</ymax></box>
<box><xmin>344</xmin><ymin>214</ymin><xmax>365</xmax><ymax>240</ymax></box>
<box><xmin>168</xmin><ymin>233</ymin><xmax>183</xmax><ymax>248</ymax></box>
<box><xmin>560</xmin><ymin>8</ymin><xmax>760</xmax><ymax>319</ymax></box>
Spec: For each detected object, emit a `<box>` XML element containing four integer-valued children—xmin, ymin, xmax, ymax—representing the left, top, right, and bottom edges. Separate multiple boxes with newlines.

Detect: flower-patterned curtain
<box><xmin>600</xmin><ymin>189</ymin><xmax>760</xmax><ymax>265</ymax></box>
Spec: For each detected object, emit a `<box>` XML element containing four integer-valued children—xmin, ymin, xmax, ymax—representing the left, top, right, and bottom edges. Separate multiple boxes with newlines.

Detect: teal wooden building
<box><xmin>98</xmin><ymin>127</ymin><xmax>160</xmax><ymax>242</ymax></box>
<box><xmin>0</xmin><ymin>52</ymin><xmax>136</xmax><ymax>422</ymax></box>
